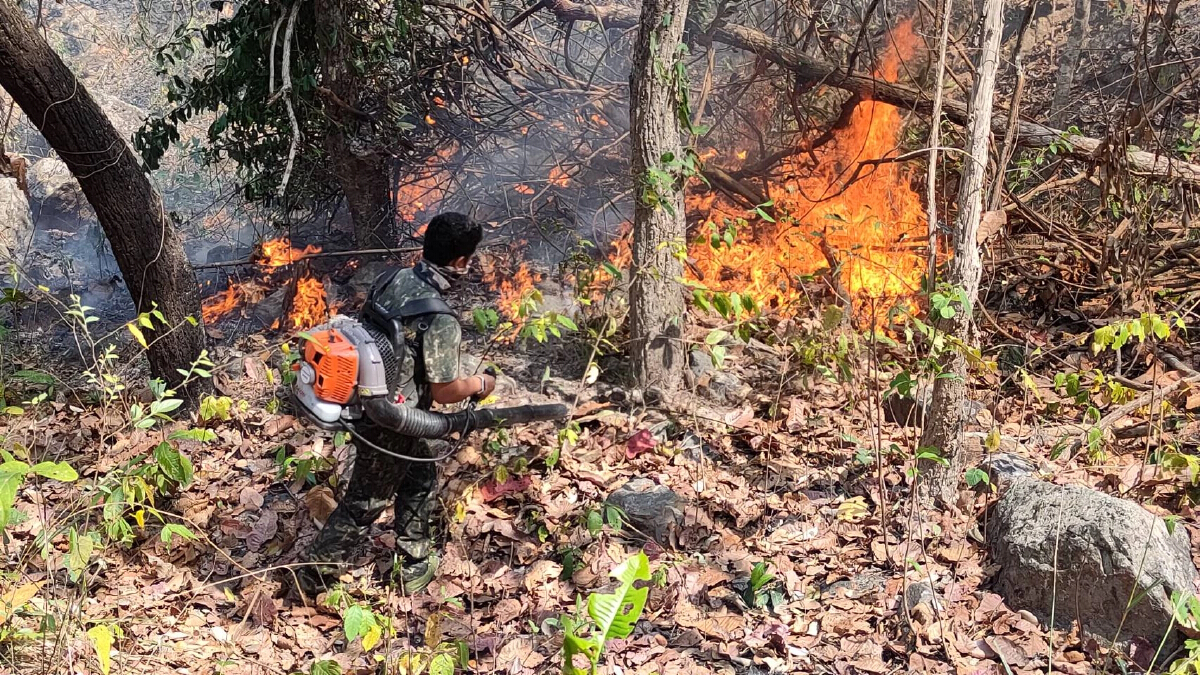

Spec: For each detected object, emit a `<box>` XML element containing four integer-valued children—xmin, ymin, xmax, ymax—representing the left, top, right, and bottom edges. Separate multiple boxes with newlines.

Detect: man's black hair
<box><xmin>422</xmin><ymin>212</ymin><xmax>483</xmax><ymax>266</ymax></box>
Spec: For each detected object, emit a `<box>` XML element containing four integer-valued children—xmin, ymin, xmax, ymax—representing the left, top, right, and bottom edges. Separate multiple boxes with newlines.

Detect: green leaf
<box><xmin>30</xmin><ymin>461</ymin><xmax>78</xmax><ymax>481</ymax></box>
<box><xmin>11</xmin><ymin>370</ymin><xmax>54</xmax><ymax>385</ymax></box>
<box><xmin>344</xmin><ymin>605</ymin><xmax>370</xmax><ymax>640</ymax></box>
<box><xmin>965</xmin><ymin>468</ymin><xmax>991</xmax><ymax>488</ymax></box>
<box><xmin>68</xmin><ymin>527</ymin><xmax>95</xmax><ymax>582</ymax></box>
<box><xmin>310</xmin><ymin>660</ymin><xmax>341</xmax><ymax>675</ymax></box>
<box><xmin>150</xmin><ymin>398</ymin><xmax>183</xmax><ymax>417</ymax></box>
<box><xmin>87</xmin><ymin>625</ymin><xmax>114</xmax><ymax>675</ymax></box>
<box><xmin>557</xmin><ymin>314</ymin><xmax>578</xmax><ymax>331</ymax></box>
<box><xmin>430</xmin><ymin>653</ymin><xmax>455</xmax><ymax>675</ymax></box>
<box><xmin>169</xmin><ymin>428</ymin><xmax>218</xmax><ymax>443</ymax></box>
<box><xmin>153</xmin><ymin>443</ymin><xmax>193</xmax><ymax>486</ymax></box>
<box><xmin>561</xmin><ymin>615</ymin><xmax>600</xmax><ymax>675</ymax></box>
<box><xmin>161</xmin><ymin>523</ymin><xmax>197</xmax><ymax>546</ymax></box>
<box><xmin>705</xmin><ymin>329</ymin><xmax>729</xmax><ymax>346</ymax></box>
<box><xmin>587</xmin><ymin>551</ymin><xmax>651</xmax><ymax>647</ymax></box>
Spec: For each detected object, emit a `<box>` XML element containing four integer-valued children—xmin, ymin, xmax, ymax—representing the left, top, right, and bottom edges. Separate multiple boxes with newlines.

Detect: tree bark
<box><xmin>917</xmin><ymin>0</ymin><xmax>1004</xmax><ymax>507</ymax></box>
<box><xmin>315</xmin><ymin>0</ymin><xmax>394</xmax><ymax>248</ymax></box>
<box><xmin>628</xmin><ymin>0</ymin><xmax>690</xmax><ymax>392</ymax></box>
<box><xmin>0</xmin><ymin>0</ymin><xmax>207</xmax><ymax>390</ymax></box>
<box><xmin>1050</xmin><ymin>0</ymin><xmax>1090</xmax><ymax>127</ymax></box>
<box><xmin>541</xmin><ymin>0</ymin><xmax>1200</xmax><ymax>186</ymax></box>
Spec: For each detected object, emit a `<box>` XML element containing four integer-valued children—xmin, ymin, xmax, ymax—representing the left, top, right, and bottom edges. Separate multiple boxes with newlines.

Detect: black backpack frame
<box><xmin>361</xmin><ymin>266</ymin><xmax>457</xmax><ymax>400</ymax></box>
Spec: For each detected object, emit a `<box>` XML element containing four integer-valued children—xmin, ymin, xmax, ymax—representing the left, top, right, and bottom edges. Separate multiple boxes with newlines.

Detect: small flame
<box><xmin>513</xmin><ymin>184</ymin><xmax>534</xmax><ymax>195</ymax></box>
<box><xmin>202</xmin><ymin>237</ymin><xmax>328</xmax><ymax>329</ymax></box>
<box><xmin>260</xmin><ymin>238</ymin><xmax>321</xmax><ymax>268</ymax></box>
<box><xmin>480</xmin><ymin>254</ymin><xmax>542</xmax><ymax>339</ymax></box>
<box><xmin>288</xmin><ymin>274</ymin><xmax>328</xmax><ymax>330</ymax></box>
<box><xmin>549</xmin><ymin>167</ymin><xmax>571</xmax><ymax>188</ymax></box>
<box><xmin>425</xmin><ymin>114</ymin><xmax>436</xmax><ymax>126</ymax></box>
<box><xmin>202</xmin><ymin>285</ymin><xmax>243</xmax><ymax>324</ymax></box>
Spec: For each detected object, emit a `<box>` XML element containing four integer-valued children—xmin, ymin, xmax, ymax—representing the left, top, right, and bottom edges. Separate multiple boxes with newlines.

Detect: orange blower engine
<box><xmin>291</xmin><ymin>317</ymin><xmax>391</xmax><ymax>430</ymax></box>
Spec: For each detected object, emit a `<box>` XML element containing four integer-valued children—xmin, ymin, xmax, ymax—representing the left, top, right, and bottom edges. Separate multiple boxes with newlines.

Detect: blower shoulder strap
<box><xmin>394</xmin><ymin>296</ymin><xmax>455</xmax><ymax>321</ymax></box>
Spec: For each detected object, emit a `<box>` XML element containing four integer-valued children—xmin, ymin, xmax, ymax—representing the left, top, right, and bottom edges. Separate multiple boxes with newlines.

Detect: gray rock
<box><xmin>28</xmin><ymin>157</ymin><xmax>87</xmax><ymax>210</ymax></box>
<box><xmin>977</xmin><ymin>452</ymin><xmax>1040</xmax><ymax>491</ymax></box>
<box><xmin>989</xmin><ymin>479</ymin><xmax>1199</xmax><ymax>651</ymax></box>
<box><xmin>823</xmin><ymin>568</ymin><xmax>888</xmax><ymax>600</ymax></box>
<box><xmin>688</xmin><ymin>350</ymin><xmax>749</xmax><ymax>404</ymax></box>
<box><xmin>606</xmin><ymin>478</ymin><xmax>685</xmax><ymax>545</ymax></box>
<box><xmin>0</xmin><ymin>176</ymin><xmax>33</xmax><ymax>263</ymax></box>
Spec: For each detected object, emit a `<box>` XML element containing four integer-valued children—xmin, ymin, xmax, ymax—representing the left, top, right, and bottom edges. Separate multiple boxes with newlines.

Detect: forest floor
<box><xmin>3</xmin><ymin>272</ymin><xmax>1199</xmax><ymax>675</ymax></box>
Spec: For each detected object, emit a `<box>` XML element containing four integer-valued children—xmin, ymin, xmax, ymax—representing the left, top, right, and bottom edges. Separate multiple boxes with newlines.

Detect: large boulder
<box><xmin>0</xmin><ymin>176</ymin><xmax>34</xmax><ymax>263</ymax></box>
<box><xmin>989</xmin><ymin>479</ymin><xmax>1198</xmax><ymax>650</ymax></box>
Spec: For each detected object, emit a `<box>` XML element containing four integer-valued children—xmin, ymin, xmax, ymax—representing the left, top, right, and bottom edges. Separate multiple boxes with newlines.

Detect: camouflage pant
<box><xmin>306</xmin><ymin>425</ymin><xmax>442</xmax><ymax>567</ymax></box>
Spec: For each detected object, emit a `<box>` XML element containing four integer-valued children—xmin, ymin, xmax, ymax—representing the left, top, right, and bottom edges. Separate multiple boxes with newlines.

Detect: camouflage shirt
<box><xmin>366</xmin><ymin>261</ymin><xmax>462</xmax><ymax>407</ymax></box>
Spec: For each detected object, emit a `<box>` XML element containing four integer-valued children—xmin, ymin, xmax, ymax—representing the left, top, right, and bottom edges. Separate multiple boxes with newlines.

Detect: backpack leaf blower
<box><xmin>291</xmin><ymin>316</ymin><xmax>569</xmax><ymax>443</ymax></box>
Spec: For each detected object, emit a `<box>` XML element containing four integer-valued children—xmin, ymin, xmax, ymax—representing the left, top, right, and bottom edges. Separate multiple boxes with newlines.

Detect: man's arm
<box><xmin>422</xmin><ymin>315</ymin><xmax>495</xmax><ymax>405</ymax></box>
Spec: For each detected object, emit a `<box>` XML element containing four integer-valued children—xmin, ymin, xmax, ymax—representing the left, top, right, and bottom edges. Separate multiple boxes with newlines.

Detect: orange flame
<box><xmin>549</xmin><ymin>167</ymin><xmax>571</xmax><ymax>187</ymax></box>
<box><xmin>260</xmin><ymin>238</ymin><xmax>321</xmax><ymax>268</ymax></box>
<box><xmin>288</xmin><ymin>274</ymin><xmax>328</xmax><ymax>330</ymax></box>
<box><xmin>687</xmin><ymin>21</ymin><xmax>926</xmax><ymax>321</ymax></box>
<box><xmin>201</xmin><ymin>237</ymin><xmax>328</xmax><ymax>329</ymax></box>
<box><xmin>396</xmin><ymin>145</ymin><xmax>455</xmax><ymax>223</ymax></box>
<box><xmin>202</xmin><ymin>285</ymin><xmax>243</xmax><ymax>324</ymax></box>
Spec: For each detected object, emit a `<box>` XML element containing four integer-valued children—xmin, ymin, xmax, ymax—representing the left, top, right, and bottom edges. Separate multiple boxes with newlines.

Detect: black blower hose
<box><xmin>342</xmin><ymin>399</ymin><xmax>571</xmax><ymax>463</ymax></box>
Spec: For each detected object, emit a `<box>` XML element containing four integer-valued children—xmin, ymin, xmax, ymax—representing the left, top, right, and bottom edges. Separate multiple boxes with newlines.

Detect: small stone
<box><xmin>606</xmin><ymin>478</ymin><xmax>685</xmax><ymax>545</ymax></box>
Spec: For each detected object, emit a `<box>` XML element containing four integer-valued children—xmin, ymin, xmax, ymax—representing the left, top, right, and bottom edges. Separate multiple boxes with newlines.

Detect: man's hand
<box><xmin>430</xmin><ymin>373</ymin><xmax>496</xmax><ymax>405</ymax></box>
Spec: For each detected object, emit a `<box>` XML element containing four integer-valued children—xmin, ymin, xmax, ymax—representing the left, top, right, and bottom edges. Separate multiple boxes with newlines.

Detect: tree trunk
<box><xmin>628</xmin><ymin>0</ymin><xmax>690</xmax><ymax>392</ymax></box>
<box><xmin>0</xmin><ymin>0</ymin><xmax>207</xmax><ymax>390</ymax></box>
<box><xmin>917</xmin><ymin>0</ymin><xmax>1004</xmax><ymax>507</ymax></box>
<box><xmin>1050</xmin><ymin>0</ymin><xmax>1090</xmax><ymax>127</ymax></box>
<box><xmin>316</xmin><ymin>0</ymin><xmax>394</xmax><ymax>248</ymax></box>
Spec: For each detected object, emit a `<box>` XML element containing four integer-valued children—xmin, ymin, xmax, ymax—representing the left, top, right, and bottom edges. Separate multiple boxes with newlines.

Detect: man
<box><xmin>301</xmin><ymin>212</ymin><xmax>496</xmax><ymax>594</ymax></box>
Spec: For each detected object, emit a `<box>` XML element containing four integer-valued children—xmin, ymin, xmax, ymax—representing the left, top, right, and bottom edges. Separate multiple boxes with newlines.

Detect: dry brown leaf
<box><xmin>522</xmin><ymin>559</ymin><xmax>562</xmax><ymax>592</ymax></box>
<box><xmin>303</xmin><ymin>487</ymin><xmax>337</xmax><ymax>526</ymax></box>
<box><xmin>246</xmin><ymin>509</ymin><xmax>278</xmax><ymax>552</ymax></box>
<box><xmin>0</xmin><ymin>582</ymin><xmax>43</xmax><ymax>624</ymax></box>
<box><xmin>984</xmin><ymin>635</ymin><xmax>1028</xmax><ymax>668</ymax></box>
<box><xmin>239</xmin><ymin>486</ymin><xmax>264</xmax><ymax>511</ymax></box>
<box><xmin>493</xmin><ymin>598</ymin><xmax>523</xmax><ymax>624</ymax></box>
<box><xmin>978</xmin><ymin>210</ymin><xmax>1007</xmax><ymax>245</ymax></box>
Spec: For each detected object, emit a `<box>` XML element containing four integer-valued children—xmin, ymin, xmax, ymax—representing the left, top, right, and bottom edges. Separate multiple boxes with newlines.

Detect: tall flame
<box><xmin>289</xmin><ymin>275</ymin><xmax>329</xmax><ymax>330</ymax></box>
<box><xmin>688</xmin><ymin>21</ymin><xmax>926</xmax><ymax>320</ymax></box>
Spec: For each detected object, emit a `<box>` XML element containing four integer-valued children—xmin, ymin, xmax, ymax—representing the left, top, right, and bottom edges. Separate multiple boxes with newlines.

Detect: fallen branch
<box><xmin>540</xmin><ymin>0</ymin><xmax>1200</xmax><ymax>186</ymax></box>
<box><xmin>1067</xmin><ymin>374</ymin><xmax>1200</xmax><ymax>456</ymax></box>
<box><xmin>195</xmin><ymin>246</ymin><xmax>422</xmax><ymax>270</ymax></box>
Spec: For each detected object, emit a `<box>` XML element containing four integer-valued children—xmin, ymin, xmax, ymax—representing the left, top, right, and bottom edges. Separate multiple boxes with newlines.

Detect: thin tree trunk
<box><xmin>0</xmin><ymin>0</ymin><xmax>207</xmax><ymax>390</ymax></box>
<box><xmin>629</xmin><ymin>0</ymin><xmax>690</xmax><ymax>392</ymax></box>
<box><xmin>926</xmin><ymin>0</ymin><xmax>952</xmax><ymax>286</ymax></box>
<box><xmin>917</xmin><ymin>0</ymin><xmax>1004</xmax><ymax>507</ymax></box>
<box><xmin>1050</xmin><ymin>0</ymin><xmax>1090</xmax><ymax>127</ymax></box>
<box><xmin>316</xmin><ymin>0</ymin><xmax>394</xmax><ymax>248</ymax></box>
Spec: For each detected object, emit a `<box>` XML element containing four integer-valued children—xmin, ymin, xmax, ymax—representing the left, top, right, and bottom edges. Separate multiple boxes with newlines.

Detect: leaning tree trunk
<box><xmin>628</xmin><ymin>0</ymin><xmax>691</xmax><ymax>393</ymax></box>
<box><xmin>917</xmin><ymin>0</ymin><xmax>1004</xmax><ymax>507</ymax></box>
<box><xmin>0</xmin><ymin>0</ymin><xmax>206</xmax><ymax>390</ymax></box>
<box><xmin>316</xmin><ymin>0</ymin><xmax>394</xmax><ymax>248</ymax></box>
